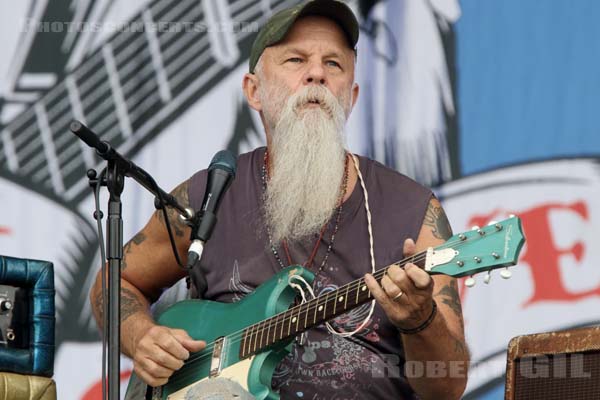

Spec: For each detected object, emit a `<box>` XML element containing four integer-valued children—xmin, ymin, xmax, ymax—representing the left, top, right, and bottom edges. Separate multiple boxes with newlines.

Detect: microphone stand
<box><xmin>70</xmin><ymin>120</ymin><xmax>192</xmax><ymax>400</ymax></box>
<box><xmin>106</xmin><ymin>158</ymin><xmax>123</xmax><ymax>400</ymax></box>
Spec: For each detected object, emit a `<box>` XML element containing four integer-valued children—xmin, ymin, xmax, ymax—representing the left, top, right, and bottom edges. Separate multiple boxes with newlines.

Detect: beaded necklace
<box><xmin>261</xmin><ymin>150</ymin><xmax>348</xmax><ymax>278</ymax></box>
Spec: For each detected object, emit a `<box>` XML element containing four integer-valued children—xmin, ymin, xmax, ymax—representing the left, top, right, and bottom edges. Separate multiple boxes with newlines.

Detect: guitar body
<box><xmin>125</xmin><ymin>266</ymin><xmax>314</xmax><ymax>400</ymax></box>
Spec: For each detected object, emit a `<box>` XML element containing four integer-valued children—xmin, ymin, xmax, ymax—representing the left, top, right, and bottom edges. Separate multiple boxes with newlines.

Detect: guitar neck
<box><xmin>0</xmin><ymin>0</ymin><xmax>301</xmax><ymax>205</ymax></box>
<box><xmin>240</xmin><ymin>253</ymin><xmax>427</xmax><ymax>359</ymax></box>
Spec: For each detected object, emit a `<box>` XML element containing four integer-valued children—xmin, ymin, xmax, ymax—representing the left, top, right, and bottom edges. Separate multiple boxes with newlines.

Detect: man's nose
<box><xmin>303</xmin><ymin>61</ymin><xmax>326</xmax><ymax>85</ymax></box>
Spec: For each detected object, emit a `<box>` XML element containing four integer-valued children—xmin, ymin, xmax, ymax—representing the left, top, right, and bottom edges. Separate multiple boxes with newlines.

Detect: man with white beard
<box><xmin>90</xmin><ymin>1</ymin><xmax>469</xmax><ymax>399</ymax></box>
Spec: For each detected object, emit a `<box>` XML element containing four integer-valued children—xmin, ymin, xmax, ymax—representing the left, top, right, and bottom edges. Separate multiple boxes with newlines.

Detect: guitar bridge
<box><xmin>210</xmin><ymin>336</ymin><xmax>227</xmax><ymax>378</ymax></box>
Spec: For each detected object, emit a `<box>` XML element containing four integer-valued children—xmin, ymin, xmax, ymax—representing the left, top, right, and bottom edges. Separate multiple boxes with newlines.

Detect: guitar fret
<box><xmin>1</xmin><ymin>129</ymin><xmax>19</xmax><ymax>172</ymax></box>
<box><xmin>203</xmin><ymin>0</ymin><xmax>240</xmax><ymax>67</ymax></box>
<box><xmin>252</xmin><ymin>321</ymin><xmax>259</xmax><ymax>353</ymax></box>
<box><xmin>35</xmin><ymin>103</ymin><xmax>64</xmax><ymax>193</ymax></box>
<box><xmin>295</xmin><ymin>306</ymin><xmax>300</xmax><ymax>333</ymax></box>
<box><xmin>303</xmin><ymin>301</ymin><xmax>309</xmax><ymax>330</ymax></box>
<box><xmin>102</xmin><ymin>44</ymin><xmax>132</xmax><ymax>139</ymax></box>
<box><xmin>241</xmin><ymin>326</ymin><xmax>249</xmax><ymax>358</ymax></box>
<box><xmin>143</xmin><ymin>10</ymin><xmax>172</xmax><ymax>102</ymax></box>
<box><xmin>344</xmin><ymin>283</ymin><xmax>350</xmax><ymax>310</ymax></box>
<box><xmin>333</xmin><ymin>288</ymin><xmax>338</xmax><ymax>315</ymax></box>
<box><xmin>266</xmin><ymin>318</ymin><xmax>272</xmax><ymax>346</ymax></box>
<box><xmin>258</xmin><ymin>320</ymin><xmax>265</xmax><ymax>351</ymax></box>
<box><xmin>279</xmin><ymin>313</ymin><xmax>285</xmax><ymax>341</ymax></box>
<box><xmin>287</xmin><ymin>310</ymin><xmax>293</xmax><ymax>337</ymax></box>
<box><xmin>65</xmin><ymin>76</ymin><xmax>95</xmax><ymax>168</ymax></box>
<box><xmin>158</xmin><ymin>0</ymin><xmax>196</xmax><ymax>25</ymax></box>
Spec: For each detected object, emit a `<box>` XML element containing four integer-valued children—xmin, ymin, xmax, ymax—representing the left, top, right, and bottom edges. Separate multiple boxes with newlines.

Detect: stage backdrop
<box><xmin>0</xmin><ymin>0</ymin><xmax>598</xmax><ymax>399</ymax></box>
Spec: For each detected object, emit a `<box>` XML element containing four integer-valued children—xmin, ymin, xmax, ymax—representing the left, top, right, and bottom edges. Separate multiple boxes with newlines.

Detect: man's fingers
<box><xmin>403</xmin><ymin>238</ymin><xmax>416</xmax><ymax>256</ymax></box>
<box><xmin>134</xmin><ymin>366</ymin><xmax>168</xmax><ymax>388</ymax></box>
<box><xmin>172</xmin><ymin>329</ymin><xmax>206</xmax><ymax>352</ymax></box>
<box><xmin>404</xmin><ymin>263</ymin><xmax>432</xmax><ymax>290</ymax></box>
<box><xmin>381</xmin><ymin>273</ymin><xmax>404</xmax><ymax>300</ymax></box>
<box><xmin>152</xmin><ymin>330</ymin><xmax>190</xmax><ymax>361</ymax></box>
<box><xmin>139</xmin><ymin>357</ymin><xmax>175</xmax><ymax>379</ymax></box>
<box><xmin>151</xmin><ymin>343</ymin><xmax>186</xmax><ymax>370</ymax></box>
<box><xmin>364</xmin><ymin>274</ymin><xmax>394</xmax><ymax>309</ymax></box>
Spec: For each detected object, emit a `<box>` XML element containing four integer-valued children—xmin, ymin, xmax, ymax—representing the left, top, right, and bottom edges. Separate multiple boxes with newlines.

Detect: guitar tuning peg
<box><xmin>487</xmin><ymin>220</ymin><xmax>498</xmax><ymax>226</ymax></box>
<box><xmin>465</xmin><ymin>276</ymin><xmax>476</xmax><ymax>287</ymax></box>
<box><xmin>500</xmin><ymin>268</ymin><xmax>512</xmax><ymax>279</ymax></box>
<box><xmin>471</xmin><ymin>225</ymin><xmax>480</xmax><ymax>231</ymax></box>
<box><xmin>509</xmin><ymin>214</ymin><xmax>516</xmax><ymax>218</ymax></box>
<box><xmin>483</xmin><ymin>271</ymin><xmax>492</xmax><ymax>284</ymax></box>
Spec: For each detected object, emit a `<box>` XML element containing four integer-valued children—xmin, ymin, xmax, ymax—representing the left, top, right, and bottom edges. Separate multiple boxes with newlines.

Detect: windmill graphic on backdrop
<box><xmin>0</xmin><ymin>0</ymin><xmax>303</xmax><ymax>347</ymax></box>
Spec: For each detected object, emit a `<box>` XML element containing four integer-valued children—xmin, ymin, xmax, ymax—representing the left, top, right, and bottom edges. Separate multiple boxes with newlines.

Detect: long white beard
<box><xmin>260</xmin><ymin>84</ymin><xmax>350</xmax><ymax>244</ymax></box>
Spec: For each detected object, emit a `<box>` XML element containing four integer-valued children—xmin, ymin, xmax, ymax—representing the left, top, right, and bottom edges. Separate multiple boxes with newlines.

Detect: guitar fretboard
<box><xmin>0</xmin><ymin>0</ymin><xmax>301</xmax><ymax>206</ymax></box>
<box><xmin>240</xmin><ymin>255</ymin><xmax>426</xmax><ymax>358</ymax></box>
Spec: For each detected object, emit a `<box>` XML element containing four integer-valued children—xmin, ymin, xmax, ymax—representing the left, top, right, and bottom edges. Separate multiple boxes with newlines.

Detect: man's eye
<box><xmin>326</xmin><ymin>60</ymin><xmax>341</xmax><ymax>68</ymax></box>
<box><xmin>286</xmin><ymin>57</ymin><xmax>303</xmax><ymax>63</ymax></box>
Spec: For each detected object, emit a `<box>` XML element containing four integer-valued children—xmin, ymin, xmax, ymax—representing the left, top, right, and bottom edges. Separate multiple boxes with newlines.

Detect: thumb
<box><xmin>171</xmin><ymin>329</ymin><xmax>206</xmax><ymax>352</ymax></box>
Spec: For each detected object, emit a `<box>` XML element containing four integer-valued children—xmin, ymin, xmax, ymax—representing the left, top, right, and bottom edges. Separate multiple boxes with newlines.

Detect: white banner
<box><xmin>437</xmin><ymin>158</ymin><xmax>600</xmax><ymax>393</ymax></box>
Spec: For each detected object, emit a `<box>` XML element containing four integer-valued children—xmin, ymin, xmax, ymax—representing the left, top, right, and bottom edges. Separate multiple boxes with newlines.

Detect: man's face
<box><xmin>256</xmin><ymin>16</ymin><xmax>358</xmax><ymax>129</ymax></box>
<box><xmin>245</xmin><ymin>16</ymin><xmax>359</xmax><ymax>244</ymax></box>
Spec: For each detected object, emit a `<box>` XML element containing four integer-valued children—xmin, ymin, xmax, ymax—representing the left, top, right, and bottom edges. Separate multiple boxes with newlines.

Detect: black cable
<box><xmin>152</xmin><ymin>180</ymin><xmax>187</xmax><ymax>269</ymax></box>
<box><xmin>91</xmin><ymin>168</ymin><xmax>108</xmax><ymax>400</ymax></box>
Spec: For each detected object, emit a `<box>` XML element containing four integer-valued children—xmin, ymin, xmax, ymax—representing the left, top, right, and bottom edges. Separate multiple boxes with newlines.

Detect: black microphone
<box><xmin>186</xmin><ymin>150</ymin><xmax>237</xmax><ymax>270</ymax></box>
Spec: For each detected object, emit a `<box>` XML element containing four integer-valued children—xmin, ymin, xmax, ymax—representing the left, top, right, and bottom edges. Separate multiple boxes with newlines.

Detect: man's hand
<box><xmin>364</xmin><ymin>238</ymin><xmax>434</xmax><ymax>330</ymax></box>
<box><xmin>133</xmin><ymin>325</ymin><xmax>206</xmax><ymax>387</ymax></box>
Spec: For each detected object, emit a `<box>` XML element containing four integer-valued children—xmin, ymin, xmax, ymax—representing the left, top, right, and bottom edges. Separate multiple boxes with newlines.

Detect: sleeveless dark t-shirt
<box><xmin>188</xmin><ymin>147</ymin><xmax>432</xmax><ymax>400</ymax></box>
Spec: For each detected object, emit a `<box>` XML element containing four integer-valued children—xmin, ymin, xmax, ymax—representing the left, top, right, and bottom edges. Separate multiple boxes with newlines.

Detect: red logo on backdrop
<box><xmin>461</xmin><ymin>201</ymin><xmax>598</xmax><ymax>306</ymax></box>
<box><xmin>0</xmin><ymin>226</ymin><xmax>11</xmax><ymax>235</ymax></box>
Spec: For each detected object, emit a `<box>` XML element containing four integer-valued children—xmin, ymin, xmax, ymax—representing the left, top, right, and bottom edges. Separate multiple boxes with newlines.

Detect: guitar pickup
<box><xmin>209</xmin><ymin>336</ymin><xmax>226</xmax><ymax>378</ymax></box>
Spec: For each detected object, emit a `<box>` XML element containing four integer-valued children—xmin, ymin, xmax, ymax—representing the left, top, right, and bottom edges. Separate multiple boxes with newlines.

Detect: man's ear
<box><xmin>350</xmin><ymin>82</ymin><xmax>360</xmax><ymax>109</ymax></box>
<box><xmin>243</xmin><ymin>73</ymin><xmax>262</xmax><ymax>112</ymax></box>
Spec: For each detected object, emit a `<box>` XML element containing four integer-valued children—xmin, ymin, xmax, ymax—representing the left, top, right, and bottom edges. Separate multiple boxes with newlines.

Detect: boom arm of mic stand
<box><xmin>70</xmin><ymin>120</ymin><xmax>194</xmax><ymax>220</ymax></box>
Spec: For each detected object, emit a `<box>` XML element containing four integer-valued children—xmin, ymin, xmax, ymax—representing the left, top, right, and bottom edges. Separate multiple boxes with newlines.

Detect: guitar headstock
<box><xmin>428</xmin><ymin>216</ymin><xmax>525</xmax><ymax>286</ymax></box>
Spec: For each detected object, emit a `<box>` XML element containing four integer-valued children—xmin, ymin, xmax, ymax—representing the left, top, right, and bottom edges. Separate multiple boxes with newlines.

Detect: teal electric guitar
<box><xmin>125</xmin><ymin>216</ymin><xmax>525</xmax><ymax>399</ymax></box>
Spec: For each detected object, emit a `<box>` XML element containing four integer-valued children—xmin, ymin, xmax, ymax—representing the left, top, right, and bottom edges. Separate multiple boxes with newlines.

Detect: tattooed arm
<box><xmin>365</xmin><ymin>197</ymin><xmax>468</xmax><ymax>399</ymax></box>
<box><xmin>400</xmin><ymin>198</ymin><xmax>468</xmax><ymax>399</ymax></box>
<box><xmin>89</xmin><ymin>180</ymin><xmax>205</xmax><ymax>387</ymax></box>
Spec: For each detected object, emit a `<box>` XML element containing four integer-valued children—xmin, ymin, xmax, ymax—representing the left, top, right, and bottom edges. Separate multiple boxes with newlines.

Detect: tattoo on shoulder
<box><xmin>424</xmin><ymin>200</ymin><xmax>453</xmax><ymax>240</ymax></box>
<box><xmin>120</xmin><ymin>287</ymin><xmax>145</xmax><ymax>322</ymax></box>
<box><xmin>436</xmin><ymin>279</ymin><xmax>464</xmax><ymax>327</ymax></box>
<box><xmin>121</xmin><ymin>231</ymin><xmax>147</xmax><ymax>271</ymax></box>
<box><xmin>155</xmin><ymin>180</ymin><xmax>190</xmax><ymax>238</ymax></box>
<box><xmin>93</xmin><ymin>289</ymin><xmax>104</xmax><ymax>322</ymax></box>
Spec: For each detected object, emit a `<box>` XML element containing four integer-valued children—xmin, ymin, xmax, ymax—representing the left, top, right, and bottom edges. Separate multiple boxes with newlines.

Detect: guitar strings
<box><xmin>168</xmin><ymin>223</ymin><xmax>511</xmax><ymax>387</ymax></box>
<box><xmin>167</xmin><ymin>229</ymin><xmax>499</xmax><ymax>387</ymax></box>
<box><xmin>169</xmin><ymin>228</ymin><xmax>500</xmax><ymax>384</ymax></box>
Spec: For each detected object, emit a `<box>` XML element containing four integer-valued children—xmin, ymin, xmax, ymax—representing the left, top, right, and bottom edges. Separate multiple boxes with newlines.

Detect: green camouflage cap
<box><xmin>249</xmin><ymin>0</ymin><xmax>359</xmax><ymax>73</ymax></box>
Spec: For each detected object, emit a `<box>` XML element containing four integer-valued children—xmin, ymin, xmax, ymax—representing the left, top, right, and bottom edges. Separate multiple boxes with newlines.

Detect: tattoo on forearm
<box><xmin>436</xmin><ymin>280</ymin><xmax>464</xmax><ymax>327</ymax></box>
<box><xmin>155</xmin><ymin>180</ymin><xmax>190</xmax><ymax>238</ymax></box>
<box><xmin>120</xmin><ymin>287</ymin><xmax>146</xmax><ymax>322</ymax></box>
<box><xmin>424</xmin><ymin>201</ymin><xmax>453</xmax><ymax>240</ymax></box>
<box><xmin>93</xmin><ymin>287</ymin><xmax>147</xmax><ymax>325</ymax></box>
<box><xmin>93</xmin><ymin>290</ymin><xmax>104</xmax><ymax>323</ymax></box>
